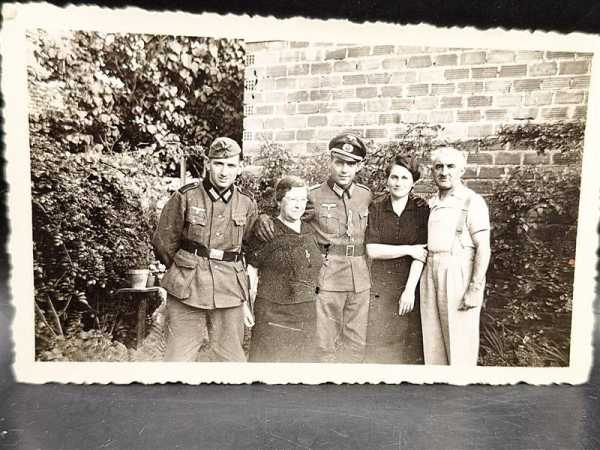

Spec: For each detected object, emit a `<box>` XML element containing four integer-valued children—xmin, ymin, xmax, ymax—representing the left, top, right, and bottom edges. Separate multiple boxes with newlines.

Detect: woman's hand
<box><xmin>243</xmin><ymin>301</ymin><xmax>255</xmax><ymax>328</ymax></box>
<box><xmin>398</xmin><ymin>288</ymin><xmax>416</xmax><ymax>316</ymax></box>
<box><xmin>406</xmin><ymin>244</ymin><xmax>428</xmax><ymax>263</ymax></box>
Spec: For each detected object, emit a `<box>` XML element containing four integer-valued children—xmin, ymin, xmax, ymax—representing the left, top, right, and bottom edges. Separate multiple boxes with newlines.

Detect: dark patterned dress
<box><xmin>364</xmin><ymin>193</ymin><xmax>430</xmax><ymax>364</ymax></box>
<box><xmin>246</xmin><ymin>219</ymin><xmax>323</xmax><ymax>362</ymax></box>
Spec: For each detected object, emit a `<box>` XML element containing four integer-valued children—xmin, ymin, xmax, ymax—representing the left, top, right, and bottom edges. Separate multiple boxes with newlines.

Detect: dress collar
<box><xmin>203</xmin><ymin>177</ymin><xmax>234</xmax><ymax>203</ymax></box>
<box><xmin>384</xmin><ymin>193</ymin><xmax>416</xmax><ymax>214</ymax></box>
<box><xmin>327</xmin><ymin>178</ymin><xmax>354</xmax><ymax>199</ymax></box>
<box><xmin>274</xmin><ymin>217</ymin><xmax>310</xmax><ymax>236</ymax></box>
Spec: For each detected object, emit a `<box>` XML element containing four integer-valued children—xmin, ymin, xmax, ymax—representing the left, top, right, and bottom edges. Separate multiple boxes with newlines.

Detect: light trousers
<box><xmin>420</xmin><ymin>246</ymin><xmax>482</xmax><ymax>365</ymax></box>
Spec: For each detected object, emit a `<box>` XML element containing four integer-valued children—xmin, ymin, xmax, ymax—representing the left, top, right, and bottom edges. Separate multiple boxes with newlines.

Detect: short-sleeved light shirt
<box><xmin>427</xmin><ymin>185</ymin><xmax>490</xmax><ymax>253</ymax></box>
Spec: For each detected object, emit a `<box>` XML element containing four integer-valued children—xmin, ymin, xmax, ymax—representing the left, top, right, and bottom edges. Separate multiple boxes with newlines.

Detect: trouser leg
<box><xmin>446</xmin><ymin>255</ymin><xmax>481</xmax><ymax>366</ymax></box>
<box><xmin>207</xmin><ymin>305</ymin><xmax>246</xmax><ymax>362</ymax></box>
<box><xmin>315</xmin><ymin>290</ymin><xmax>345</xmax><ymax>362</ymax></box>
<box><xmin>164</xmin><ymin>297</ymin><xmax>209</xmax><ymax>362</ymax></box>
<box><xmin>340</xmin><ymin>289</ymin><xmax>370</xmax><ymax>363</ymax></box>
<box><xmin>420</xmin><ymin>259</ymin><xmax>450</xmax><ymax>365</ymax></box>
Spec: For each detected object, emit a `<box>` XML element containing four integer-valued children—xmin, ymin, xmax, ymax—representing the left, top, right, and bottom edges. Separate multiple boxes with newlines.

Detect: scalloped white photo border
<box><xmin>2</xmin><ymin>2</ymin><xmax>599</xmax><ymax>384</ymax></box>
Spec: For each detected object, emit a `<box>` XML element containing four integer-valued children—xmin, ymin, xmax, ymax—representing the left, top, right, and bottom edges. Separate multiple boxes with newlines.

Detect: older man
<box><xmin>420</xmin><ymin>147</ymin><xmax>491</xmax><ymax>365</ymax></box>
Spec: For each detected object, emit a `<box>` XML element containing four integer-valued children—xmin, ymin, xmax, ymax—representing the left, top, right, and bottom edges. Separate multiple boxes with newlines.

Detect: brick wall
<box><xmin>242</xmin><ymin>42</ymin><xmax>590</xmax><ymax>193</ymax></box>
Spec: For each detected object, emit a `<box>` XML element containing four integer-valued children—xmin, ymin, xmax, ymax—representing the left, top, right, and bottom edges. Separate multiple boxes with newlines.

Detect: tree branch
<box><xmin>35</xmin><ymin>301</ymin><xmax>58</xmax><ymax>338</ymax></box>
<box><xmin>46</xmin><ymin>294</ymin><xmax>64</xmax><ymax>337</ymax></box>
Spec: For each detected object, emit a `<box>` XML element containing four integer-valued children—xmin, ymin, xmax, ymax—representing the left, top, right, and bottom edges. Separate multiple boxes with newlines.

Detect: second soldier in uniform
<box><xmin>153</xmin><ymin>137</ymin><xmax>257</xmax><ymax>362</ymax></box>
<box><xmin>255</xmin><ymin>134</ymin><xmax>372</xmax><ymax>362</ymax></box>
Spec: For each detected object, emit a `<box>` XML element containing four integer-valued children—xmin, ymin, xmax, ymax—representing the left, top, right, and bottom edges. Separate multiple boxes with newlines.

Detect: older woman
<box><xmin>365</xmin><ymin>154</ymin><xmax>429</xmax><ymax>364</ymax></box>
<box><xmin>246</xmin><ymin>176</ymin><xmax>323</xmax><ymax>362</ymax></box>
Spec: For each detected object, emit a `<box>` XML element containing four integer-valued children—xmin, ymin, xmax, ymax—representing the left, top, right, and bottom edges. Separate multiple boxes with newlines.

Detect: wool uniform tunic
<box><xmin>306</xmin><ymin>179</ymin><xmax>372</xmax><ymax>362</ymax></box>
<box><xmin>364</xmin><ymin>193</ymin><xmax>429</xmax><ymax>364</ymax></box>
<box><xmin>245</xmin><ymin>219</ymin><xmax>323</xmax><ymax>362</ymax></box>
<box><xmin>420</xmin><ymin>185</ymin><xmax>490</xmax><ymax>365</ymax></box>
<box><xmin>153</xmin><ymin>177</ymin><xmax>258</xmax><ymax>361</ymax></box>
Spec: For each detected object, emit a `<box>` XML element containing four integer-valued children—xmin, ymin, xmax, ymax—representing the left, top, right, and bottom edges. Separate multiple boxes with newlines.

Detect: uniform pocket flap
<box><xmin>359</xmin><ymin>210</ymin><xmax>369</xmax><ymax>218</ymax></box>
<box><xmin>173</xmin><ymin>252</ymin><xmax>198</xmax><ymax>269</ymax></box>
<box><xmin>187</xmin><ymin>208</ymin><xmax>207</xmax><ymax>225</ymax></box>
<box><xmin>232</xmin><ymin>214</ymin><xmax>247</xmax><ymax>226</ymax></box>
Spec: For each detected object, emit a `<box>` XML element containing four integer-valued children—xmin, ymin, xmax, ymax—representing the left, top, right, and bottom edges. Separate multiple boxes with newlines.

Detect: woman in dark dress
<box><xmin>365</xmin><ymin>155</ymin><xmax>429</xmax><ymax>364</ymax></box>
<box><xmin>246</xmin><ymin>176</ymin><xmax>323</xmax><ymax>362</ymax></box>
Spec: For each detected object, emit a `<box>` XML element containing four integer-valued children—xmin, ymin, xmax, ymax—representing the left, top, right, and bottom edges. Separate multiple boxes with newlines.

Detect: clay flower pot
<box><xmin>127</xmin><ymin>269</ymin><xmax>150</xmax><ymax>289</ymax></box>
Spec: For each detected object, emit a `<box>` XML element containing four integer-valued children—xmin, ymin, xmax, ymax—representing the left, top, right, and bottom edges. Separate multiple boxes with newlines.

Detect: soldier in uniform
<box><xmin>254</xmin><ymin>133</ymin><xmax>372</xmax><ymax>362</ymax></box>
<box><xmin>420</xmin><ymin>146</ymin><xmax>491</xmax><ymax>365</ymax></box>
<box><xmin>152</xmin><ymin>137</ymin><xmax>258</xmax><ymax>362</ymax></box>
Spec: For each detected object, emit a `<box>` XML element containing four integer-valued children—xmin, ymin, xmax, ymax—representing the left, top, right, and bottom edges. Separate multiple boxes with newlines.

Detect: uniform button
<box><xmin>218</xmin><ymin>215</ymin><xmax>224</xmax><ymax>219</ymax></box>
<box><xmin>216</xmin><ymin>232</ymin><xmax>222</xmax><ymax>237</ymax></box>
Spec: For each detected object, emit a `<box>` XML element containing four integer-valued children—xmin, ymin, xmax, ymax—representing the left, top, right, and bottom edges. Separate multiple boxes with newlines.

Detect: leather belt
<box><xmin>181</xmin><ymin>240</ymin><xmax>241</xmax><ymax>262</ymax></box>
<box><xmin>319</xmin><ymin>243</ymin><xmax>366</xmax><ymax>257</ymax></box>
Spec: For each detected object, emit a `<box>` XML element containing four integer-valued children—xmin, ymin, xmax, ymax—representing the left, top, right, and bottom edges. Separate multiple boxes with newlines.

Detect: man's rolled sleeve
<box><xmin>467</xmin><ymin>195</ymin><xmax>490</xmax><ymax>236</ymax></box>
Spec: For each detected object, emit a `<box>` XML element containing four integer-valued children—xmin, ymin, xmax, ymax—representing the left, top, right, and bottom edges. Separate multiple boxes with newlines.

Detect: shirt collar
<box><xmin>327</xmin><ymin>178</ymin><xmax>354</xmax><ymax>199</ymax></box>
<box><xmin>432</xmin><ymin>184</ymin><xmax>468</xmax><ymax>207</ymax></box>
<box><xmin>203</xmin><ymin>177</ymin><xmax>234</xmax><ymax>203</ymax></box>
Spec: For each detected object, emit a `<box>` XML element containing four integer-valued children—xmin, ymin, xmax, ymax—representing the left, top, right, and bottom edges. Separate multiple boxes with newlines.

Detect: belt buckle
<box><xmin>209</xmin><ymin>248</ymin><xmax>224</xmax><ymax>260</ymax></box>
<box><xmin>345</xmin><ymin>244</ymin><xmax>355</xmax><ymax>257</ymax></box>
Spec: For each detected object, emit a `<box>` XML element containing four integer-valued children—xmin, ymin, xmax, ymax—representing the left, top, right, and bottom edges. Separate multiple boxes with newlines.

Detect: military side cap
<box><xmin>208</xmin><ymin>137</ymin><xmax>242</xmax><ymax>159</ymax></box>
<box><xmin>329</xmin><ymin>133</ymin><xmax>367</xmax><ymax>162</ymax></box>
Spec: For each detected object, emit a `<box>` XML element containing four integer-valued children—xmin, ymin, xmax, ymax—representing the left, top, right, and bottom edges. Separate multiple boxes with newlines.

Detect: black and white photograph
<box><xmin>3</xmin><ymin>4</ymin><xmax>599</xmax><ymax>384</ymax></box>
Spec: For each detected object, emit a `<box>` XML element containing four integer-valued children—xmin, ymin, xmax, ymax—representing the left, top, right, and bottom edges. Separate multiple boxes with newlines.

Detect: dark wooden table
<box><xmin>114</xmin><ymin>287</ymin><xmax>167</xmax><ymax>348</ymax></box>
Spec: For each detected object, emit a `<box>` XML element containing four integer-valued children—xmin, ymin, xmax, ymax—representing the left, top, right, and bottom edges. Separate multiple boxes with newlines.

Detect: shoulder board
<box><xmin>355</xmin><ymin>183</ymin><xmax>371</xmax><ymax>192</ymax></box>
<box><xmin>309</xmin><ymin>184</ymin><xmax>321</xmax><ymax>191</ymax></box>
<box><xmin>178</xmin><ymin>182</ymin><xmax>200</xmax><ymax>194</ymax></box>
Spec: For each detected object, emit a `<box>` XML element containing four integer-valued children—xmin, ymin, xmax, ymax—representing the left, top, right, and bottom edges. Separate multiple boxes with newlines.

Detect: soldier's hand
<box><xmin>243</xmin><ymin>301</ymin><xmax>255</xmax><ymax>328</ymax></box>
<box><xmin>408</xmin><ymin>244</ymin><xmax>428</xmax><ymax>263</ymax></box>
<box><xmin>254</xmin><ymin>213</ymin><xmax>276</xmax><ymax>242</ymax></box>
<box><xmin>398</xmin><ymin>288</ymin><xmax>416</xmax><ymax>316</ymax></box>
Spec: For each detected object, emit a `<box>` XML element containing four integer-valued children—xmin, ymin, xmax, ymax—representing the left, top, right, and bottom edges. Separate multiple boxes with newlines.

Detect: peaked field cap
<box><xmin>329</xmin><ymin>133</ymin><xmax>367</xmax><ymax>162</ymax></box>
<box><xmin>208</xmin><ymin>137</ymin><xmax>242</xmax><ymax>159</ymax></box>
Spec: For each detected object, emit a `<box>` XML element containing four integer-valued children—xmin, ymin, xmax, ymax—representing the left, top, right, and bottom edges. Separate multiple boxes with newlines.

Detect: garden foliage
<box><xmin>480</xmin><ymin>166</ymin><xmax>580</xmax><ymax>366</ymax></box>
<box><xmin>29</xmin><ymin>30</ymin><xmax>245</xmax><ymax>359</ymax></box>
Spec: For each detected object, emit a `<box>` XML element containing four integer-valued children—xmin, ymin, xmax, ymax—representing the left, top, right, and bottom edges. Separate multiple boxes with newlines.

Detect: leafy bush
<box><xmin>480</xmin><ymin>166</ymin><xmax>579</xmax><ymax>366</ymax></box>
<box><xmin>31</xmin><ymin>136</ymin><xmax>156</xmax><ymax>339</ymax></box>
<box><xmin>493</xmin><ymin>121</ymin><xmax>586</xmax><ymax>154</ymax></box>
<box><xmin>28</xmin><ymin>30</ymin><xmax>245</xmax><ymax>176</ymax></box>
<box><xmin>37</xmin><ymin>319</ymin><xmax>130</xmax><ymax>362</ymax></box>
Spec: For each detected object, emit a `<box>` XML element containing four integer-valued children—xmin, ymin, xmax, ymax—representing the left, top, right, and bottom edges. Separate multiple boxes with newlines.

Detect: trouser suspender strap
<box><xmin>455</xmin><ymin>192</ymin><xmax>472</xmax><ymax>241</ymax></box>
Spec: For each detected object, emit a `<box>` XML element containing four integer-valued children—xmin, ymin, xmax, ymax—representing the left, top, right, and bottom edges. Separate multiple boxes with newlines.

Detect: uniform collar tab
<box><xmin>203</xmin><ymin>177</ymin><xmax>234</xmax><ymax>203</ymax></box>
<box><xmin>327</xmin><ymin>178</ymin><xmax>354</xmax><ymax>198</ymax></box>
